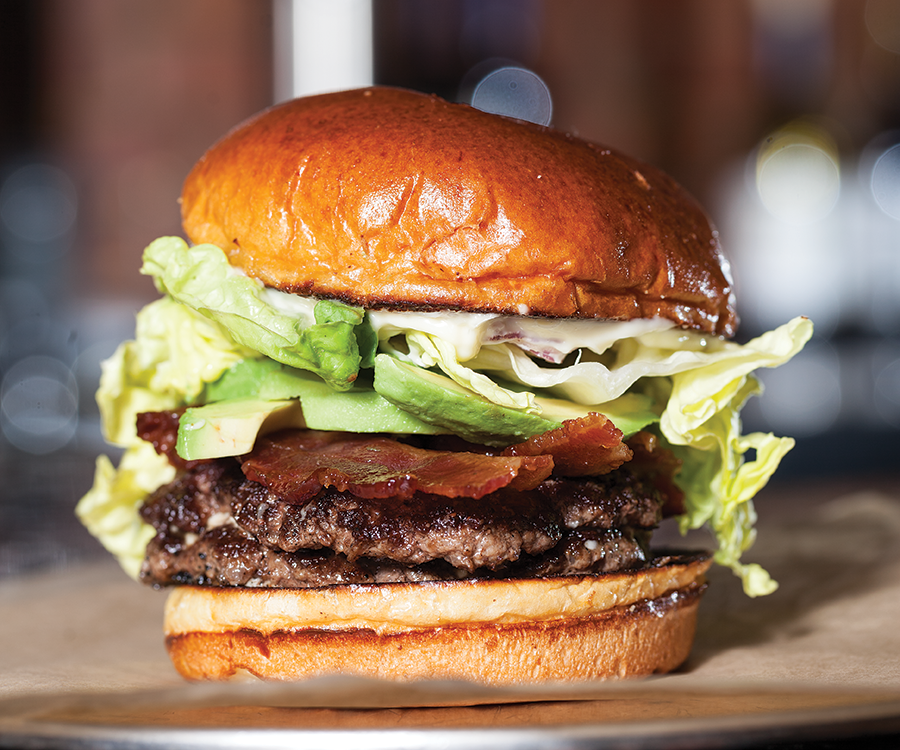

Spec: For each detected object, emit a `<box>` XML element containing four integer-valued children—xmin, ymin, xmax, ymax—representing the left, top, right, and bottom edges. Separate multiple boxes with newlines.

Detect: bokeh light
<box><xmin>865</xmin><ymin>0</ymin><xmax>900</xmax><ymax>54</ymax></box>
<box><xmin>470</xmin><ymin>66</ymin><xmax>553</xmax><ymax>126</ymax></box>
<box><xmin>755</xmin><ymin>121</ymin><xmax>841</xmax><ymax>224</ymax></box>
<box><xmin>871</xmin><ymin>142</ymin><xmax>900</xmax><ymax>220</ymax></box>
<box><xmin>0</xmin><ymin>163</ymin><xmax>77</xmax><ymax>260</ymax></box>
<box><xmin>1</xmin><ymin>355</ymin><xmax>79</xmax><ymax>454</ymax></box>
<box><xmin>855</xmin><ymin>132</ymin><xmax>900</xmax><ymax>333</ymax></box>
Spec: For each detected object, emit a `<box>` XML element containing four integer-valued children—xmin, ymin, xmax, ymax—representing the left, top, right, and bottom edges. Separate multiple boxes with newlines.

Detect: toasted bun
<box><xmin>181</xmin><ymin>87</ymin><xmax>737</xmax><ymax>337</ymax></box>
<box><xmin>163</xmin><ymin>554</ymin><xmax>710</xmax><ymax>684</ymax></box>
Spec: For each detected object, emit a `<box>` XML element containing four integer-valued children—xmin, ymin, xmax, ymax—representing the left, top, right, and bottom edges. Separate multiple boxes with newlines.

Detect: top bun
<box><xmin>181</xmin><ymin>87</ymin><xmax>737</xmax><ymax>337</ymax></box>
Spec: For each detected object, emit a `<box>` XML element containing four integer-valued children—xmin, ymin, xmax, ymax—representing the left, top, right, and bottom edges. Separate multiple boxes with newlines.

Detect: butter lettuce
<box><xmin>76</xmin><ymin>443</ymin><xmax>174</xmax><ymax>579</ymax></box>
<box><xmin>667</xmin><ymin>377</ymin><xmax>794</xmax><ymax>596</ymax></box>
<box><xmin>659</xmin><ymin>316</ymin><xmax>814</xmax><ymax>595</ymax></box>
<box><xmin>98</xmin><ymin>296</ymin><xmax>254</xmax><ymax>447</ymax></box>
<box><xmin>80</xmin><ymin>295</ymin><xmax>255</xmax><ymax>577</ymax></box>
<box><xmin>141</xmin><ymin>237</ymin><xmax>372</xmax><ymax>390</ymax></box>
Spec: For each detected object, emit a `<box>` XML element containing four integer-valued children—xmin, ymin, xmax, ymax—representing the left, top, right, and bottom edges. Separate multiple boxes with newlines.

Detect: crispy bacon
<box><xmin>241</xmin><ymin>430</ymin><xmax>555</xmax><ymax>503</ymax></box>
<box><xmin>502</xmin><ymin>413</ymin><xmax>632</xmax><ymax>476</ymax></box>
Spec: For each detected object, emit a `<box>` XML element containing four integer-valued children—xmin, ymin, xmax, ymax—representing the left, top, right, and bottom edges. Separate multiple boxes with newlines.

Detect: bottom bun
<box><xmin>164</xmin><ymin>553</ymin><xmax>710</xmax><ymax>684</ymax></box>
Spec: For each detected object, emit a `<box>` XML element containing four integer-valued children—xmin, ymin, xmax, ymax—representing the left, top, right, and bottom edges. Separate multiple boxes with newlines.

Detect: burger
<box><xmin>77</xmin><ymin>86</ymin><xmax>811</xmax><ymax>684</ymax></box>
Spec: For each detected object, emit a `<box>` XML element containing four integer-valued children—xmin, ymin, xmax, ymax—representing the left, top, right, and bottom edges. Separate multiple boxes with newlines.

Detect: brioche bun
<box><xmin>163</xmin><ymin>554</ymin><xmax>710</xmax><ymax>683</ymax></box>
<box><xmin>181</xmin><ymin>87</ymin><xmax>737</xmax><ymax>337</ymax></box>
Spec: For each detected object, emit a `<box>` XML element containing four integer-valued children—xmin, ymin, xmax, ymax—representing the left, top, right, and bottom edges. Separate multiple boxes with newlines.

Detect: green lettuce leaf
<box><xmin>75</xmin><ymin>443</ymin><xmax>174</xmax><ymax>579</ymax></box>
<box><xmin>98</xmin><ymin>296</ymin><xmax>254</xmax><ymax>447</ymax></box>
<box><xmin>85</xmin><ymin>294</ymin><xmax>258</xmax><ymax>575</ymax></box>
<box><xmin>660</xmin><ymin>316</ymin><xmax>814</xmax><ymax>595</ymax></box>
<box><xmin>141</xmin><ymin>237</ymin><xmax>369</xmax><ymax>390</ymax></box>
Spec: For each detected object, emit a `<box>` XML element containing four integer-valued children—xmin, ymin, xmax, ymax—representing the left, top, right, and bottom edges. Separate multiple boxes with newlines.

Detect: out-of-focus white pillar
<box><xmin>274</xmin><ymin>0</ymin><xmax>373</xmax><ymax>102</ymax></box>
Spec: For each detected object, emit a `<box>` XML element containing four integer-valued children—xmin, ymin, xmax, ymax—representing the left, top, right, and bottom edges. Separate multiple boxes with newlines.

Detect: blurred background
<box><xmin>1</xmin><ymin>0</ymin><xmax>899</xmax><ymax>577</ymax></box>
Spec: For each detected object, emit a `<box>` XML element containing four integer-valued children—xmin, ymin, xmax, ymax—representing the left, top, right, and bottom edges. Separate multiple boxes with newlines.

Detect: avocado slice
<box><xmin>373</xmin><ymin>354</ymin><xmax>561</xmax><ymax>446</ymax></box>
<box><xmin>531</xmin><ymin>392</ymin><xmax>659</xmax><ymax>439</ymax></box>
<box><xmin>179</xmin><ymin>358</ymin><xmax>446</xmax><ymax>461</ymax></box>
<box><xmin>373</xmin><ymin>354</ymin><xmax>659</xmax><ymax>446</ymax></box>
<box><xmin>177</xmin><ymin>388</ymin><xmax>443</xmax><ymax>461</ymax></box>
<box><xmin>203</xmin><ymin>358</ymin><xmax>310</xmax><ymax>402</ymax></box>
<box><xmin>285</xmin><ymin>375</ymin><xmax>444</xmax><ymax>435</ymax></box>
<box><xmin>177</xmin><ymin>399</ymin><xmax>304</xmax><ymax>460</ymax></box>
<box><xmin>204</xmin><ymin>357</ymin><xmax>443</xmax><ymax>434</ymax></box>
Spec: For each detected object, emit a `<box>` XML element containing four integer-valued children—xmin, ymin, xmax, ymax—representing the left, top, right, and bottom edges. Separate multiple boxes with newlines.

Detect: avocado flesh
<box><xmin>203</xmin><ymin>358</ymin><xmax>308</xmax><ymax>402</ymax></box>
<box><xmin>177</xmin><ymin>399</ymin><xmax>303</xmax><ymax>460</ymax></box>
<box><xmin>373</xmin><ymin>354</ymin><xmax>659</xmax><ymax>447</ymax></box>
<box><xmin>528</xmin><ymin>391</ymin><xmax>659</xmax><ymax>439</ymax></box>
<box><xmin>373</xmin><ymin>354</ymin><xmax>561</xmax><ymax>446</ymax></box>
<box><xmin>177</xmin><ymin>357</ymin><xmax>443</xmax><ymax>461</ymax></box>
<box><xmin>202</xmin><ymin>356</ymin><xmax>442</xmax><ymax>433</ymax></box>
<box><xmin>282</xmin><ymin>375</ymin><xmax>444</xmax><ymax>435</ymax></box>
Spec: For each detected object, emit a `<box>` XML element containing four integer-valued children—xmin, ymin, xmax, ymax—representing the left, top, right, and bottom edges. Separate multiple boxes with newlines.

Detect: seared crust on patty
<box><xmin>144</xmin><ymin>524</ymin><xmax>651</xmax><ymax>588</ymax></box>
<box><xmin>139</xmin><ymin>459</ymin><xmax>662</xmax><ymax>588</ymax></box>
<box><xmin>231</xmin><ymin>474</ymin><xmax>661</xmax><ymax>571</ymax></box>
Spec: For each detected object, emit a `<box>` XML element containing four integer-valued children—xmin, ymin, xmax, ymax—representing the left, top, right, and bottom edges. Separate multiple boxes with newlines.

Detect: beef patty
<box><xmin>139</xmin><ymin>458</ymin><xmax>661</xmax><ymax>588</ymax></box>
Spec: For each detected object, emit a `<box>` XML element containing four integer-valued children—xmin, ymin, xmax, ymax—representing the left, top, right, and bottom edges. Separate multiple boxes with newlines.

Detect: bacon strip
<box><xmin>502</xmin><ymin>413</ymin><xmax>632</xmax><ymax>476</ymax></box>
<box><xmin>241</xmin><ymin>430</ymin><xmax>555</xmax><ymax>503</ymax></box>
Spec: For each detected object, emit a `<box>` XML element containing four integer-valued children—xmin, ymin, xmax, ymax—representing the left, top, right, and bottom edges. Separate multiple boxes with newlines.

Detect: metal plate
<box><xmin>2</xmin><ymin>682</ymin><xmax>900</xmax><ymax>750</ymax></box>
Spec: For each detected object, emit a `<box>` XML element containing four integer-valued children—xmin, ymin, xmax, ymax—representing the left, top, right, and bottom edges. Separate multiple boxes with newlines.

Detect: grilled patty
<box><xmin>139</xmin><ymin>458</ymin><xmax>660</xmax><ymax>588</ymax></box>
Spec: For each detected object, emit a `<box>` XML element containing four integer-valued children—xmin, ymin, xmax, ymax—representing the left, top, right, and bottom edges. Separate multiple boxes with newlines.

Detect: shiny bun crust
<box><xmin>163</xmin><ymin>555</ymin><xmax>710</xmax><ymax>684</ymax></box>
<box><xmin>181</xmin><ymin>87</ymin><xmax>737</xmax><ymax>337</ymax></box>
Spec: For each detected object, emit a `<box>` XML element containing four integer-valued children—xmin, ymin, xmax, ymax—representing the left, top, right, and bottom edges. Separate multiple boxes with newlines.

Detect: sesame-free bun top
<box><xmin>181</xmin><ymin>87</ymin><xmax>738</xmax><ymax>337</ymax></box>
